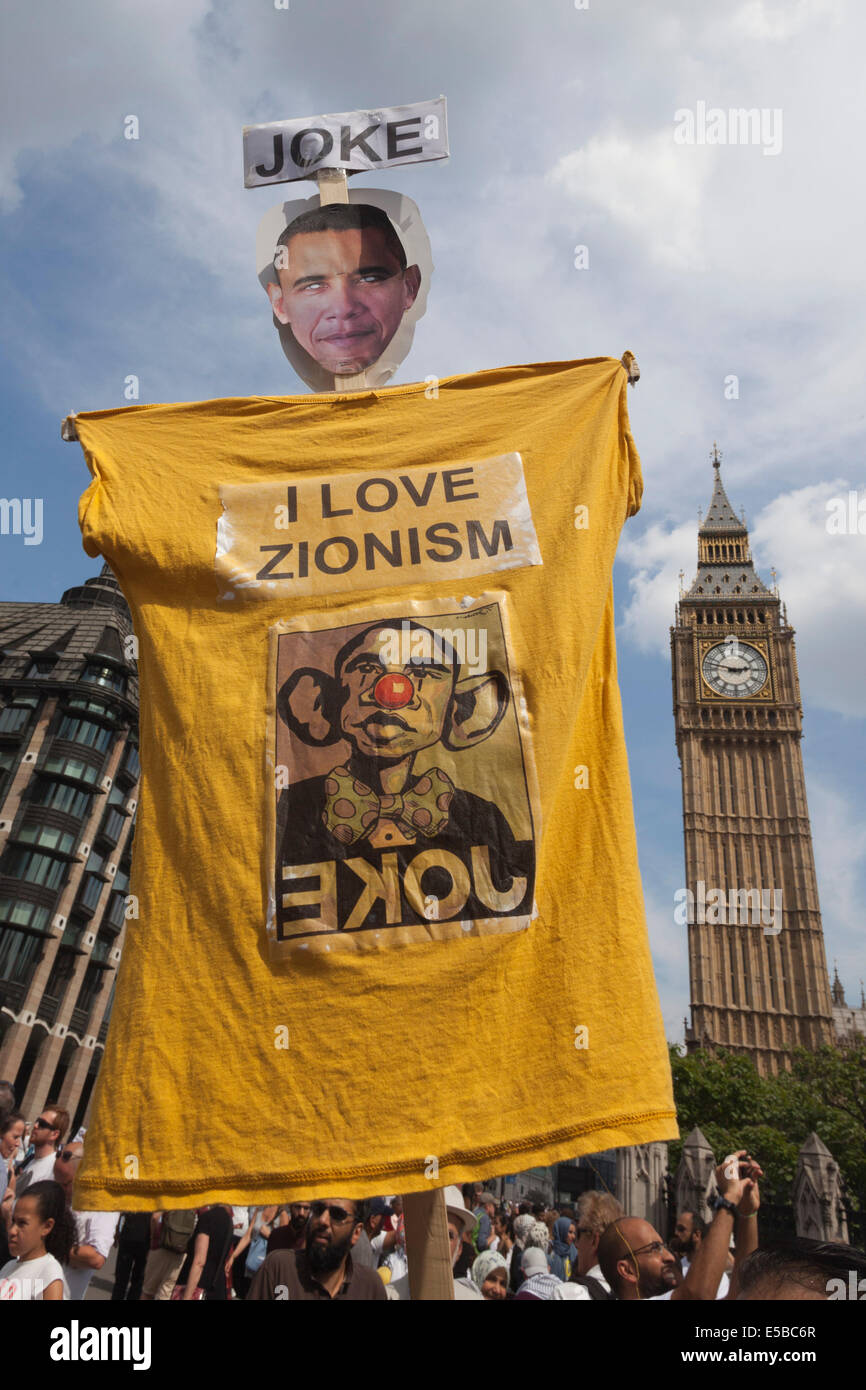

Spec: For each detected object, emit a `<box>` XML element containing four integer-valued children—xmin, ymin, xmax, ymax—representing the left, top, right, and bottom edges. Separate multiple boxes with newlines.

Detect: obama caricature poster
<box><xmin>266</xmin><ymin>595</ymin><xmax>540</xmax><ymax>960</ymax></box>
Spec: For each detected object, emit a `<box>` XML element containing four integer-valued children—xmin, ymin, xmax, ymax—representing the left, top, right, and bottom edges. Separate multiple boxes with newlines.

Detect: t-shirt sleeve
<box><xmin>83</xmin><ymin>1212</ymin><xmax>119</xmax><ymax>1259</ymax></box>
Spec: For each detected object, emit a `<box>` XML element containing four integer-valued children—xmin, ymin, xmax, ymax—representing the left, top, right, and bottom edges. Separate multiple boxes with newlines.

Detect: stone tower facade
<box><xmin>671</xmin><ymin>449</ymin><xmax>834</xmax><ymax>1074</ymax></box>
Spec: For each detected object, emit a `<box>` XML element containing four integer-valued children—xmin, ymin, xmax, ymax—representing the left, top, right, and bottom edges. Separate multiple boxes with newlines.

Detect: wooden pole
<box><xmin>403</xmin><ymin>1187</ymin><xmax>455</xmax><ymax>1300</ymax></box>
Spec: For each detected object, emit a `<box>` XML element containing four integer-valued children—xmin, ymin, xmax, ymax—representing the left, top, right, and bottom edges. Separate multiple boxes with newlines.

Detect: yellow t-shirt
<box><xmin>71</xmin><ymin>355</ymin><xmax>676</xmax><ymax>1210</ymax></box>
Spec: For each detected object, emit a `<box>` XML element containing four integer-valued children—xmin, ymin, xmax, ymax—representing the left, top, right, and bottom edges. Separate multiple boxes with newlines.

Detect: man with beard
<box><xmin>247</xmin><ymin>1197</ymin><xmax>386</xmax><ymax>1301</ymax></box>
<box><xmin>598</xmin><ymin>1151</ymin><xmax>762</xmax><ymax>1300</ymax></box>
<box><xmin>266</xmin><ymin>1199</ymin><xmax>311</xmax><ymax>1256</ymax></box>
<box><xmin>670</xmin><ymin>1208</ymin><xmax>731</xmax><ymax>1297</ymax></box>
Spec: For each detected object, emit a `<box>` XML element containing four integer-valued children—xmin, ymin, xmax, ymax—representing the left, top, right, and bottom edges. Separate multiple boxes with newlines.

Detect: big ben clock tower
<box><xmin>671</xmin><ymin>446</ymin><xmax>834</xmax><ymax>1074</ymax></box>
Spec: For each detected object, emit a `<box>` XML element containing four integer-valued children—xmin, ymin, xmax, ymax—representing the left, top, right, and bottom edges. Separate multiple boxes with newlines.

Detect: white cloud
<box><xmin>548</xmin><ymin>133</ymin><xmax>710</xmax><ymax>273</ymax></box>
<box><xmin>617</xmin><ymin>519</ymin><xmax>696</xmax><ymax>657</ymax></box>
<box><xmin>730</xmin><ymin>0</ymin><xmax>843</xmax><ymax>42</ymax></box>
<box><xmin>750</xmin><ymin>482</ymin><xmax>866</xmax><ymax>718</ymax></box>
<box><xmin>809</xmin><ymin>776</ymin><xmax>866</xmax><ymax>974</ymax></box>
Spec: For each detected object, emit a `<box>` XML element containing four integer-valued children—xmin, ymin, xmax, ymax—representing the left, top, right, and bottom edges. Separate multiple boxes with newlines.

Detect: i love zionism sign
<box><xmin>243</xmin><ymin>96</ymin><xmax>448</xmax><ymax>187</ymax></box>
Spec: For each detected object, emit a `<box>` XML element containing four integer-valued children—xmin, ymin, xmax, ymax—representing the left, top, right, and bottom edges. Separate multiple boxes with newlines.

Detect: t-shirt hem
<box><xmin>73</xmin><ymin>1107</ymin><xmax>678</xmax><ymax>1210</ymax></box>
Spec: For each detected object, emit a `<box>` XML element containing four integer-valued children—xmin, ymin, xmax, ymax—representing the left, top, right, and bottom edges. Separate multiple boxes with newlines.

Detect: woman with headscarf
<box><xmin>549</xmin><ymin>1216</ymin><xmax>577</xmax><ymax>1281</ymax></box>
<box><xmin>471</xmin><ymin>1249</ymin><xmax>509</xmax><ymax>1299</ymax></box>
<box><xmin>509</xmin><ymin>1213</ymin><xmax>536</xmax><ymax>1293</ymax></box>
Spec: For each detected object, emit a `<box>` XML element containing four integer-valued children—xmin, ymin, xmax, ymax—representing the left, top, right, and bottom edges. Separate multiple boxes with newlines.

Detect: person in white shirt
<box><xmin>573</xmin><ymin>1189</ymin><xmax>624</xmax><ymax>1293</ymax></box>
<box><xmin>53</xmin><ymin>1142</ymin><xmax>119</xmax><ymax>1299</ymax></box>
<box><xmin>14</xmin><ymin>1104</ymin><xmax>69</xmax><ymax>1197</ymax></box>
<box><xmin>0</xmin><ymin>1179</ymin><xmax>73</xmax><ymax>1299</ymax></box>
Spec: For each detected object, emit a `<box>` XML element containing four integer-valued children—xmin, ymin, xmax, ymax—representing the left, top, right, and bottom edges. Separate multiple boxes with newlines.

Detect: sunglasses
<box><xmin>32</xmin><ymin>1118</ymin><xmax>55</xmax><ymax>1130</ymax></box>
<box><xmin>309</xmin><ymin>1201</ymin><xmax>357</xmax><ymax>1226</ymax></box>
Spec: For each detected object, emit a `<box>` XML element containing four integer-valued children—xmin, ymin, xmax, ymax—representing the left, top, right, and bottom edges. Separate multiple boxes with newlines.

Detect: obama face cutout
<box><xmin>266</xmin><ymin>225</ymin><xmax>421</xmax><ymax>376</ymax></box>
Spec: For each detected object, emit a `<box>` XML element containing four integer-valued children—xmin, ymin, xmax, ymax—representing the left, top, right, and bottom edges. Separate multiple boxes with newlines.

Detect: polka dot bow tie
<box><xmin>322</xmin><ymin>765</ymin><xmax>455</xmax><ymax>846</ymax></box>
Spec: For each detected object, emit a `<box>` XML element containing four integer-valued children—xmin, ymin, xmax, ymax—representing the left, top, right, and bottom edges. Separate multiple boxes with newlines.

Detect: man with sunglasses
<box><xmin>598</xmin><ymin>1151</ymin><xmax>763</xmax><ymax>1300</ymax></box>
<box><xmin>247</xmin><ymin>1197</ymin><xmax>386</xmax><ymax>1301</ymax></box>
<box><xmin>14</xmin><ymin>1104</ymin><xmax>69</xmax><ymax>1196</ymax></box>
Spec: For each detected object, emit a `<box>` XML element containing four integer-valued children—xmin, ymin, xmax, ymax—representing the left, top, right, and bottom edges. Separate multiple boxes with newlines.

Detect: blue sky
<box><xmin>2</xmin><ymin>0</ymin><xmax>864</xmax><ymax>1038</ymax></box>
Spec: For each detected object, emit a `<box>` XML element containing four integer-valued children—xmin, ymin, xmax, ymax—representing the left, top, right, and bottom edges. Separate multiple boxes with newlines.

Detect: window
<box><xmin>81</xmin><ymin>663</ymin><xmax>126</xmax><ymax>694</ymax></box>
<box><xmin>28</xmin><ymin>778</ymin><xmax>92</xmax><ymax>819</ymax></box>
<box><xmin>102</xmin><ymin>977</ymin><xmax>117</xmax><ymax>1027</ymax></box>
<box><xmin>0</xmin><ymin>706</ymin><xmax>31</xmax><ymax>734</ymax></box>
<box><xmin>74</xmin><ymin>961</ymin><xmax>104</xmax><ymax>1015</ymax></box>
<box><xmin>99</xmin><ymin>809</ymin><xmax>126</xmax><ymax>844</ymax></box>
<box><xmin>85</xmin><ymin>848</ymin><xmax>107</xmax><ymax>876</ymax></box>
<box><xmin>43</xmin><ymin>950</ymin><xmax>75</xmax><ymax>1004</ymax></box>
<box><xmin>106</xmin><ymin>893</ymin><xmax>127</xmax><ymax>929</ymax></box>
<box><xmin>2</xmin><ymin>848</ymin><xmax>68</xmax><ymax>891</ymax></box>
<box><xmin>56</xmin><ymin>715</ymin><xmax>113</xmax><ymax>753</ymax></box>
<box><xmin>15</xmin><ymin>823</ymin><xmax>75</xmax><ymax>855</ymax></box>
<box><xmin>119</xmin><ymin>745</ymin><xmax>140</xmax><ymax>780</ymax></box>
<box><xmin>78</xmin><ymin>875</ymin><xmax>104</xmax><ymax>911</ymax></box>
<box><xmin>65</xmin><ymin>694</ymin><xmax>115</xmax><ymax>722</ymax></box>
<box><xmin>0</xmin><ymin>929</ymin><xmax>42</xmax><ymax>984</ymax></box>
<box><xmin>0</xmin><ymin>750</ymin><xmax>14</xmax><ymax>797</ymax></box>
<box><xmin>0</xmin><ymin>898</ymin><xmax>50</xmax><ymax>932</ymax></box>
<box><xmin>25</xmin><ymin>660</ymin><xmax>54</xmax><ymax>678</ymax></box>
<box><xmin>40</xmin><ymin>755</ymin><xmax>99</xmax><ymax>786</ymax></box>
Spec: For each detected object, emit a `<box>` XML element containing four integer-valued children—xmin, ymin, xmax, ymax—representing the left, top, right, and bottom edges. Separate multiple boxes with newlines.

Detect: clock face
<box><xmin>702</xmin><ymin>641</ymin><xmax>768</xmax><ymax>698</ymax></box>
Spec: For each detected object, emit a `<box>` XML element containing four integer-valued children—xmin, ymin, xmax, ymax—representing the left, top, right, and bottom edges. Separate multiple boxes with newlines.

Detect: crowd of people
<box><xmin>2</xmin><ymin>1081</ymin><xmax>864</xmax><ymax>1302</ymax></box>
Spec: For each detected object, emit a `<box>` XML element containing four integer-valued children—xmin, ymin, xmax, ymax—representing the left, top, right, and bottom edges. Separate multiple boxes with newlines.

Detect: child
<box><xmin>0</xmin><ymin>1179</ymin><xmax>73</xmax><ymax>1300</ymax></box>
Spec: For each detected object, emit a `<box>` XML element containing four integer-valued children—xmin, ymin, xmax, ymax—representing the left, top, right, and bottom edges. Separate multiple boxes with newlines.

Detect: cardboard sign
<box><xmin>215</xmin><ymin>453</ymin><xmax>543</xmax><ymax>600</ymax></box>
<box><xmin>243</xmin><ymin>96</ymin><xmax>448</xmax><ymax>188</ymax></box>
<box><xmin>266</xmin><ymin>594</ymin><xmax>540</xmax><ymax>959</ymax></box>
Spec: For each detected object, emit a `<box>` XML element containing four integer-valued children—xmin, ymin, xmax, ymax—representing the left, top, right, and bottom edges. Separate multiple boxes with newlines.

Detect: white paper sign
<box><xmin>243</xmin><ymin>96</ymin><xmax>448</xmax><ymax>188</ymax></box>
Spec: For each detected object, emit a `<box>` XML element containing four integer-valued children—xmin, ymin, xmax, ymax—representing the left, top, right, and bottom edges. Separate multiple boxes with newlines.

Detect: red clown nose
<box><xmin>373</xmin><ymin>672</ymin><xmax>414</xmax><ymax>708</ymax></box>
